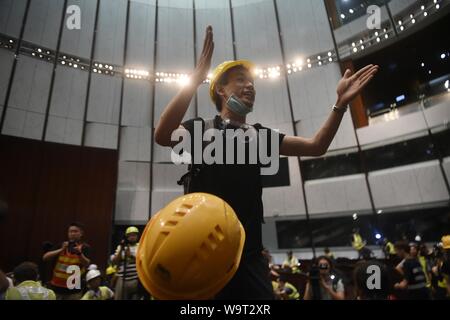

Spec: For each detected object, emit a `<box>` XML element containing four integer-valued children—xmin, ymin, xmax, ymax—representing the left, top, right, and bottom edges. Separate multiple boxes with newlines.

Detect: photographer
<box><xmin>112</xmin><ymin>226</ymin><xmax>140</xmax><ymax>300</ymax></box>
<box><xmin>304</xmin><ymin>256</ymin><xmax>345</xmax><ymax>300</ymax></box>
<box><xmin>42</xmin><ymin>222</ymin><xmax>90</xmax><ymax>300</ymax></box>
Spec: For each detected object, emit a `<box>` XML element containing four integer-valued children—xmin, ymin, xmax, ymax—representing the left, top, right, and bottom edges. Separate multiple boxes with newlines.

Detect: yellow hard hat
<box><xmin>126</xmin><ymin>226</ymin><xmax>139</xmax><ymax>235</ymax></box>
<box><xmin>209</xmin><ymin>60</ymin><xmax>255</xmax><ymax>103</ymax></box>
<box><xmin>442</xmin><ymin>235</ymin><xmax>450</xmax><ymax>249</ymax></box>
<box><xmin>106</xmin><ymin>265</ymin><xmax>117</xmax><ymax>275</ymax></box>
<box><xmin>136</xmin><ymin>193</ymin><xmax>245</xmax><ymax>300</ymax></box>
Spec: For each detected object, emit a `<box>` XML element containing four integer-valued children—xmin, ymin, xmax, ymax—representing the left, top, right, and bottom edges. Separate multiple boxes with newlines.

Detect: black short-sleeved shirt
<box><xmin>401</xmin><ymin>258</ymin><xmax>427</xmax><ymax>288</ymax></box>
<box><xmin>181</xmin><ymin>116</ymin><xmax>285</xmax><ymax>255</ymax></box>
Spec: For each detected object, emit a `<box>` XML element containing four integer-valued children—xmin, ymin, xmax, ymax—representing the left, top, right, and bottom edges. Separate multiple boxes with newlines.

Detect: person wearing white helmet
<box><xmin>154</xmin><ymin>26</ymin><xmax>378</xmax><ymax>299</ymax></box>
<box><xmin>112</xmin><ymin>226</ymin><xmax>140</xmax><ymax>300</ymax></box>
<box><xmin>81</xmin><ymin>266</ymin><xmax>113</xmax><ymax>300</ymax></box>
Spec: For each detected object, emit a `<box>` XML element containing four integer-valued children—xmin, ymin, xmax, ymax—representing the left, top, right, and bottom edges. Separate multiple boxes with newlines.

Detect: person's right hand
<box><xmin>191</xmin><ymin>26</ymin><xmax>214</xmax><ymax>86</ymax></box>
<box><xmin>62</xmin><ymin>242</ymin><xmax>69</xmax><ymax>250</ymax></box>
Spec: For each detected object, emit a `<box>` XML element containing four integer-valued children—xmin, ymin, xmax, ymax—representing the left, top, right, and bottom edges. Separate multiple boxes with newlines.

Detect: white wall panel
<box><xmin>60</xmin><ymin>0</ymin><xmax>97</xmax><ymax>59</ymax></box>
<box><xmin>232</xmin><ymin>0</ymin><xmax>282</xmax><ymax>65</ymax></box>
<box><xmin>195</xmin><ymin>0</ymin><xmax>234</xmax><ymax>69</ymax></box>
<box><xmin>94</xmin><ymin>0</ymin><xmax>127</xmax><ymax>65</ymax></box>
<box><xmin>156</xmin><ymin>0</ymin><xmax>194</xmax><ymax>72</ymax></box>
<box><xmin>23</xmin><ymin>0</ymin><xmax>64</xmax><ymax>50</ymax></box>
<box><xmin>2</xmin><ymin>108</ymin><xmax>45</xmax><ymax>140</ymax></box>
<box><xmin>389</xmin><ymin>0</ymin><xmax>417</xmax><ymax>16</ymax></box>
<box><xmin>84</xmin><ymin>122</ymin><xmax>118</xmax><ymax>149</ymax></box>
<box><xmin>305</xmin><ymin>174</ymin><xmax>372</xmax><ymax>214</ymax></box>
<box><xmin>423</xmin><ymin>94</ymin><xmax>450</xmax><ymax>130</ymax></box>
<box><xmin>45</xmin><ymin>116</ymin><xmax>83</xmax><ymax>145</ymax></box>
<box><xmin>8</xmin><ymin>55</ymin><xmax>52</xmax><ymax>113</ymax></box>
<box><xmin>369</xmin><ymin>160</ymin><xmax>449</xmax><ymax>209</ymax></box>
<box><xmin>0</xmin><ymin>0</ymin><xmax>27</xmax><ymax>38</ymax></box>
<box><xmin>49</xmin><ymin>67</ymin><xmax>87</xmax><ymax>120</ymax></box>
<box><xmin>119</xmin><ymin>126</ymin><xmax>151</xmax><ymax>162</ymax></box>
<box><xmin>126</xmin><ymin>0</ymin><xmax>156</xmax><ymax>68</ymax></box>
<box><xmin>276</xmin><ymin>0</ymin><xmax>334</xmax><ymax>61</ymax></box>
<box><xmin>115</xmin><ymin>190</ymin><xmax>150</xmax><ymax>223</ymax></box>
<box><xmin>290</xmin><ymin>63</ymin><xmax>341</xmax><ymax>121</ymax></box>
<box><xmin>118</xmin><ymin>161</ymin><xmax>150</xmax><ymax>191</ymax></box>
<box><xmin>86</xmin><ymin>74</ymin><xmax>121</xmax><ymax>125</ymax></box>
<box><xmin>0</xmin><ymin>51</ymin><xmax>14</xmax><ymax>106</ymax></box>
<box><xmin>195</xmin><ymin>0</ymin><xmax>234</xmax><ymax>119</ymax></box>
<box><xmin>121</xmin><ymin>79</ymin><xmax>152</xmax><ymax>127</ymax></box>
<box><xmin>357</xmin><ymin>110</ymin><xmax>428</xmax><ymax>147</ymax></box>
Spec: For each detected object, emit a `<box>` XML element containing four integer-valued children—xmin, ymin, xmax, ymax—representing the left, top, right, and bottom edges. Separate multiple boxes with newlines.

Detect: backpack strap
<box><xmin>177</xmin><ymin>119</ymin><xmax>215</xmax><ymax>194</ymax></box>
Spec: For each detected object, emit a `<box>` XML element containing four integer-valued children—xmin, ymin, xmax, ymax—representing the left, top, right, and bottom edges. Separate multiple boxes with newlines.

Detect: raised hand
<box><xmin>191</xmin><ymin>25</ymin><xmax>214</xmax><ymax>86</ymax></box>
<box><xmin>336</xmin><ymin>64</ymin><xmax>379</xmax><ymax>108</ymax></box>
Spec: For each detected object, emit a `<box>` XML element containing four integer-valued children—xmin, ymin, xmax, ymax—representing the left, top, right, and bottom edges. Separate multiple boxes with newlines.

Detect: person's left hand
<box><xmin>335</xmin><ymin>64</ymin><xmax>379</xmax><ymax>108</ymax></box>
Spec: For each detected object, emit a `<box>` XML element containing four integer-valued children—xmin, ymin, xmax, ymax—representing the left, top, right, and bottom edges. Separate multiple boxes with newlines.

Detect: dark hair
<box><xmin>13</xmin><ymin>262</ymin><xmax>39</xmax><ymax>283</ymax></box>
<box><xmin>353</xmin><ymin>260</ymin><xmax>391</xmax><ymax>300</ymax></box>
<box><xmin>324</xmin><ymin>247</ymin><xmax>330</xmax><ymax>253</ymax></box>
<box><xmin>68</xmin><ymin>221</ymin><xmax>84</xmax><ymax>231</ymax></box>
<box><xmin>394</xmin><ymin>240</ymin><xmax>410</xmax><ymax>253</ymax></box>
<box><xmin>316</xmin><ymin>255</ymin><xmax>333</xmax><ymax>269</ymax></box>
<box><xmin>212</xmin><ymin>65</ymin><xmax>248</xmax><ymax>112</ymax></box>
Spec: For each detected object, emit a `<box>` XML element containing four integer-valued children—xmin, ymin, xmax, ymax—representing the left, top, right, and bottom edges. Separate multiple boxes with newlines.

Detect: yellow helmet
<box><xmin>209</xmin><ymin>60</ymin><xmax>255</xmax><ymax>103</ymax></box>
<box><xmin>136</xmin><ymin>193</ymin><xmax>245</xmax><ymax>300</ymax></box>
<box><xmin>106</xmin><ymin>265</ymin><xmax>117</xmax><ymax>275</ymax></box>
<box><xmin>126</xmin><ymin>226</ymin><xmax>139</xmax><ymax>235</ymax></box>
<box><xmin>442</xmin><ymin>235</ymin><xmax>450</xmax><ymax>249</ymax></box>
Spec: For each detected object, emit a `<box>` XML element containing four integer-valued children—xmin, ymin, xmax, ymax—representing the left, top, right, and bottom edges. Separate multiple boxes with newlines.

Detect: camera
<box><xmin>68</xmin><ymin>241</ymin><xmax>80</xmax><ymax>255</ymax></box>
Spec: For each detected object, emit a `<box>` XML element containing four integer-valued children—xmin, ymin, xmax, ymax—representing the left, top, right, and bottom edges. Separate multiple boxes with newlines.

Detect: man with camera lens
<box><xmin>42</xmin><ymin>222</ymin><xmax>91</xmax><ymax>300</ymax></box>
<box><xmin>112</xmin><ymin>226</ymin><xmax>140</xmax><ymax>300</ymax></box>
<box><xmin>304</xmin><ymin>256</ymin><xmax>345</xmax><ymax>300</ymax></box>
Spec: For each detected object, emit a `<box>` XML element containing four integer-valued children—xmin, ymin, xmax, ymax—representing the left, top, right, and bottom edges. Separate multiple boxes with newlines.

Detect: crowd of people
<box><xmin>264</xmin><ymin>235</ymin><xmax>450</xmax><ymax>300</ymax></box>
<box><xmin>0</xmin><ymin>220</ymin><xmax>449</xmax><ymax>300</ymax></box>
<box><xmin>0</xmin><ymin>223</ymin><xmax>147</xmax><ymax>300</ymax></box>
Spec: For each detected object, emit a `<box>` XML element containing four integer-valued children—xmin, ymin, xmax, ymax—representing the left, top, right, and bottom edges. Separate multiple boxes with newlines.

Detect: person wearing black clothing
<box><xmin>154</xmin><ymin>26</ymin><xmax>378</xmax><ymax>299</ymax></box>
<box><xmin>394</xmin><ymin>241</ymin><xmax>431</xmax><ymax>300</ymax></box>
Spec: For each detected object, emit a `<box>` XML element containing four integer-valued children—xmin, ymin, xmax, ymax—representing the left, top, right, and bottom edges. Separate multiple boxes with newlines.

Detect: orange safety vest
<box><xmin>50</xmin><ymin>250</ymin><xmax>85</xmax><ymax>288</ymax></box>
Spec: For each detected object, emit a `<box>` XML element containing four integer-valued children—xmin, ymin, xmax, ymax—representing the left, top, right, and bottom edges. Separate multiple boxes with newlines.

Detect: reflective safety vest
<box><xmin>352</xmin><ymin>234</ymin><xmax>365</xmax><ymax>251</ymax></box>
<box><xmin>6</xmin><ymin>281</ymin><xmax>56</xmax><ymax>300</ymax></box>
<box><xmin>418</xmin><ymin>256</ymin><xmax>431</xmax><ymax>287</ymax></box>
<box><xmin>50</xmin><ymin>250</ymin><xmax>85</xmax><ymax>288</ymax></box>
<box><xmin>81</xmin><ymin>286</ymin><xmax>114</xmax><ymax>300</ymax></box>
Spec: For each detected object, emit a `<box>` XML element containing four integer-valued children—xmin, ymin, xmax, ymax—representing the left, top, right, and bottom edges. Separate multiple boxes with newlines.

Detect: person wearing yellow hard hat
<box><xmin>154</xmin><ymin>25</ymin><xmax>378</xmax><ymax>299</ymax></box>
<box><xmin>111</xmin><ymin>226</ymin><xmax>140</xmax><ymax>300</ymax></box>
